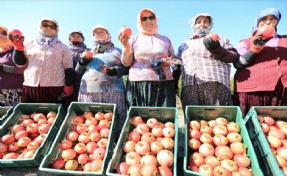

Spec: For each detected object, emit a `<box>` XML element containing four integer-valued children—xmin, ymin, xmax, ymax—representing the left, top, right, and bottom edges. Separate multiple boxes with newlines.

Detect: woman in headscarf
<box><xmin>233</xmin><ymin>8</ymin><xmax>287</xmax><ymax>116</ymax></box>
<box><xmin>68</xmin><ymin>30</ymin><xmax>87</xmax><ymax>101</ymax></box>
<box><xmin>76</xmin><ymin>24</ymin><xmax>129</xmax><ymax>134</ymax></box>
<box><xmin>0</xmin><ymin>25</ymin><xmax>24</xmax><ymax>106</ymax></box>
<box><xmin>118</xmin><ymin>8</ymin><xmax>177</xmax><ymax>108</ymax></box>
<box><xmin>9</xmin><ymin>17</ymin><xmax>74</xmax><ymax>109</ymax></box>
<box><xmin>176</xmin><ymin>13</ymin><xmax>238</xmax><ymax>111</ymax></box>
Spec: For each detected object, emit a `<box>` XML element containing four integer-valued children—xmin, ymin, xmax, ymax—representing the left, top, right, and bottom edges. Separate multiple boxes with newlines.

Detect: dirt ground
<box><xmin>0</xmin><ymin>97</ymin><xmax>186</xmax><ymax>176</ymax></box>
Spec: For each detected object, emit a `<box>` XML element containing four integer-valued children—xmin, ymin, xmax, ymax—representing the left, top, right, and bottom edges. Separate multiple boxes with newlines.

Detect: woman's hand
<box><xmin>250</xmin><ymin>34</ymin><xmax>264</xmax><ymax>53</ymax></box>
<box><xmin>118</xmin><ymin>33</ymin><xmax>131</xmax><ymax>49</ymax></box>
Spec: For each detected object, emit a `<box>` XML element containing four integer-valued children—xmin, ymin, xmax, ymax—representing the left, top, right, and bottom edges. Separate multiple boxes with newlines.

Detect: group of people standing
<box><xmin>0</xmin><ymin>7</ymin><xmax>286</xmax><ymax>128</ymax></box>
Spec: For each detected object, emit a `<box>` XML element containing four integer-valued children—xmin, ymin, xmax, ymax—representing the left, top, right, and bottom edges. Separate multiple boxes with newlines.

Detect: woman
<box><xmin>176</xmin><ymin>13</ymin><xmax>238</xmax><ymax>111</ymax></box>
<box><xmin>0</xmin><ymin>25</ymin><xmax>24</xmax><ymax>106</ymax></box>
<box><xmin>118</xmin><ymin>8</ymin><xmax>177</xmax><ymax>108</ymax></box>
<box><xmin>233</xmin><ymin>8</ymin><xmax>287</xmax><ymax>116</ymax></box>
<box><xmin>9</xmin><ymin>17</ymin><xmax>74</xmax><ymax>109</ymax></box>
<box><xmin>68</xmin><ymin>30</ymin><xmax>87</xmax><ymax>101</ymax></box>
<box><xmin>76</xmin><ymin>24</ymin><xmax>128</xmax><ymax>134</ymax></box>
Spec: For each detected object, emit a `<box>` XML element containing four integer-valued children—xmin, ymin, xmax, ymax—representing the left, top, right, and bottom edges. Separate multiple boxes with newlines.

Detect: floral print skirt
<box><xmin>0</xmin><ymin>88</ymin><xmax>22</xmax><ymax>106</ymax></box>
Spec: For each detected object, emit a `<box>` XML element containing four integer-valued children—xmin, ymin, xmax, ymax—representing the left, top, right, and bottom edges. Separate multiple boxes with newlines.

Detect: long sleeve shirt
<box><xmin>22</xmin><ymin>39</ymin><xmax>73</xmax><ymax>87</ymax></box>
<box><xmin>121</xmin><ymin>33</ymin><xmax>176</xmax><ymax>81</ymax></box>
<box><xmin>0</xmin><ymin>48</ymin><xmax>25</xmax><ymax>89</ymax></box>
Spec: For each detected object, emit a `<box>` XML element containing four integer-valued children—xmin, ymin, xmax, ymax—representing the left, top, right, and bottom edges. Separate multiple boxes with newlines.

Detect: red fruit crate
<box><xmin>183</xmin><ymin>106</ymin><xmax>263</xmax><ymax>176</ymax></box>
<box><xmin>106</xmin><ymin>106</ymin><xmax>178</xmax><ymax>176</ymax></box>
<box><xmin>244</xmin><ymin>106</ymin><xmax>286</xmax><ymax>176</ymax></box>
<box><xmin>0</xmin><ymin>103</ymin><xmax>65</xmax><ymax>167</ymax></box>
<box><xmin>39</xmin><ymin>102</ymin><xmax>117</xmax><ymax>175</ymax></box>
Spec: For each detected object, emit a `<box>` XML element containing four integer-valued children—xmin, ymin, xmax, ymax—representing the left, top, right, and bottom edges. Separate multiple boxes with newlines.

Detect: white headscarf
<box><xmin>188</xmin><ymin>13</ymin><xmax>213</xmax><ymax>39</ymax></box>
<box><xmin>91</xmin><ymin>24</ymin><xmax>111</xmax><ymax>45</ymax></box>
<box><xmin>39</xmin><ymin>17</ymin><xmax>59</xmax><ymax>38</ymax></box>
<box><xmin>137</xmin><ymin>8</ymin><xmax>158</xmax><ymax>35</ymax></box>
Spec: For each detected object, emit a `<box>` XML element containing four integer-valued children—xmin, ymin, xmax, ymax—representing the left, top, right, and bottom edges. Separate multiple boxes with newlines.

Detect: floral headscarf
<box><xmin>69</xmin><ymin>30</ymin><xmax>87</xmax><ymax>54</ymax></box>
<box><xmin>0</xmin><ymin>25</ymin><xmax>13</xmax><ymax>53</ymax></box>
<box><xmin>137</xmin><ymin>8</ymin><xmax>158</xmax><ymax>35</ymax></box>
<box><xmin>189</xmin><ymin>13</ymin><xmax>213</xmax><ymax>39</ymax></box>
<box><xmin>37</xmin><ymin>17</ymin><xmax>60</xmax><ymax>49</ymax></box>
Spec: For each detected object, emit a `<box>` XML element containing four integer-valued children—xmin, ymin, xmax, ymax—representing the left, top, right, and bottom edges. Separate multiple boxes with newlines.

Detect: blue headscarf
<box><xmin>252</xmin><ymin>8</ymin><xmax>281</xmax><ymax>33</ymax></box>
<box><xmin>189</xmin><ymin>13</ymin><xmax>213</xmax><ymax>39</ymax></box>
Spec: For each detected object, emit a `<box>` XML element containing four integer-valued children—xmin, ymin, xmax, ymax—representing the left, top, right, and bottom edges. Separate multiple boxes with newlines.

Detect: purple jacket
<box><xmin>0</xmin><ymin>48</ymin><xmax>25</xmax><ymax>89</ymax></box>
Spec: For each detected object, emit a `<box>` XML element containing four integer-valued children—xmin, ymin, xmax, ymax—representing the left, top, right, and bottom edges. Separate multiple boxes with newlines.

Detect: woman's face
<box><xmin>93</xmin><ymin>28</ymin><xmax>109</xmax><ymax>41</ymax></box>
<box><xmin>258</xmin><ymin>15</ymin><xmax>278</xmax><ymax>28</ymax></box>
<box><xmin>194</xmin><ymin>16</ymin><xmax>210</xmax><ymax>30</ymax></box>
<box><xmin>40</xmin><ymin>21</ymin><xmax>57</xmax><ymax>37</ymax></box>
<box><xmin>70</xmin><ymin>33</ymin><xmax>83</xmax><ymax>43</ymax></box>
<box><xmin>0</xmin><ymin>28</ymin><xmax>7</xmax><ymax>41</ymax></box>
<box><xmin>141</xmin><ymin>11</ymin><xmax>156</xmax><ymax>32</ymax></box>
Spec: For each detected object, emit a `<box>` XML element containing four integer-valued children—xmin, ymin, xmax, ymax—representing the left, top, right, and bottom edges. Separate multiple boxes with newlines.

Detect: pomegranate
<box><xmin>51</xmin><ymin>157</ymin><xmax>65</xmax><ymax>169</ymax></box>
<box><xmin>141</xmin><ymin>164</ymin><xmax>157</xmax><ymax>176</ymax></box>
<box><xmin>123</xmin><ymin>140</ymin><xmax>136</xmax><ymax>153</ymax></box>
<box><xmin>199</xmin><ymin>164</ymin><xmax>213</xmax><ymax>175</ymax></box>
<box><xmin>158</xmin><ymin>165</ymin><xmax>173</xmax><ymax>176</ymax></box>
<box><xmin>189</xmin><ymin>152</ymin><xmax>204</xmax><ymax>167</ymax></box>
<box><xmin>131</xmin><ymin>116</ymin><xmax>143</xmax><ymax>126</ymax></box>
<box><xmin>119</xmin><ymin>26</ymin><xmax>132</xmax><ymax>37</ymax></box>
<box><xmin>157</xmin><ymin>149</ymin><xmax>174</xmax><ymax>167</ymax></box>
<box><xmin>116</xmin><ymin>162</ymin><xmax>130</xmax><ymax>175</ymax></box>
<box><xmin>65</xmin><ymin>160</ymin><xmax>79</xmax><ymax>170</ymax></box>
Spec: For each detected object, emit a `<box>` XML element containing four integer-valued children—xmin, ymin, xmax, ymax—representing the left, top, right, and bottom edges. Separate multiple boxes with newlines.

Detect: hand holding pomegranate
<box><xmin>118</xmin><ymin>26</ymin><xmax>132</xmax><ymax>51</ymax></box>
<box><xmin>252</xmin><ymin>26</ymin><xmax>275</xmax><ymax>47</ymax></box>
<box><xmin>203</xmin><ymin>33</ymin><xmax>220</xmax><ymax>51</ymax></box>
<box><xmin>79</xmin><ymin>50</ymin><xmax>93</xmax><ymax>66</ymax></box>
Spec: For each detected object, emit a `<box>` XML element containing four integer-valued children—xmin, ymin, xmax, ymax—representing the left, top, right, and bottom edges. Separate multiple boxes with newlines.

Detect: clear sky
<box><xmin>2</xmin><ymin>0</ymin><xmax>287</xmax><ymax>75</ymax></box>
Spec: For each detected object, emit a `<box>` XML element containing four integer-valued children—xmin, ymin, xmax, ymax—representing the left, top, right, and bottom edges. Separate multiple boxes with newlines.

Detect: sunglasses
<box><xmin>42</xmin><ymin>23</ymin><xmax>56</xmax><ymax>30</ymax></box>
<box><xmin>141</xmin><ymin>15</ymin><xmax>156</xmax><ymax>21</ymax></box>
<box><xmin>0</xmin><ymin>31</ymin><xmax>7</xmax><ymax>36</ymax></box>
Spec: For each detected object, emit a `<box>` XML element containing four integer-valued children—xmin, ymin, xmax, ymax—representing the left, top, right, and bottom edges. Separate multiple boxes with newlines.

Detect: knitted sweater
<box><xmin>234</xmin><ymin>35</ymin><xmax>287</xmax><ymax>92</ymax></box>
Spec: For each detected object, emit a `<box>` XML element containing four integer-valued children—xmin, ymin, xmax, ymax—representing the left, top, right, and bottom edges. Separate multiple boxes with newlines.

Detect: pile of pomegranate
<box><xmin>258</xmin><ymin>115</ymin><xmax>287</xmax><ymax>175</ymax></box>
<box><xmin>0</xmin><ymin>111</ymin><xmax>57</xmax><ymax>159</ymax></box>
<box><xmin>187</xmin><ymin>117</ymin><xmax>253</xmax><ymax>176</ymax></box>
<box><xmin>116</xmin><ymin>116</ymin><xmax>175</xmax><ymax>176</ymax></box>
<box><xmin>50</xmin><ymin>111</ymin><xmax>113</xmax><ymax>172</ymax></box>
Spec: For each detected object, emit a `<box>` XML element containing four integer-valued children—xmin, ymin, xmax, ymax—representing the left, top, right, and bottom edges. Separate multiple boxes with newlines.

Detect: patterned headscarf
<box><xmin>69</xmin><ymin>30</ymin><xmax>87</xmax><ymax>53</ymax></box>
<box><xmin>37</xmin><ymin>17</ymin><xmax>60</xmax><ymax>49</ymax></box>
<box><xmin>137</xmin><ymin>8</ymin><xmax>158</xmax><ymax>36</ymax></box>
<box><xmin>252</xmin><ymin>8</ymin><xmax>281</xmax><ymax>33</ymax></box>
<box><xmin>0</xmin><ymin>25</ymin><xmax>13</xmax><ymax>53</ymax></box>
<box><xmin>189</xmin><ymin>13</ymin><xmax>213</xmax><ymax>39</ymax></box>
<box><xmin>91</xmin><ymin>25</ymin><xmax>113</xmax><ymax>54</ymax></box>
